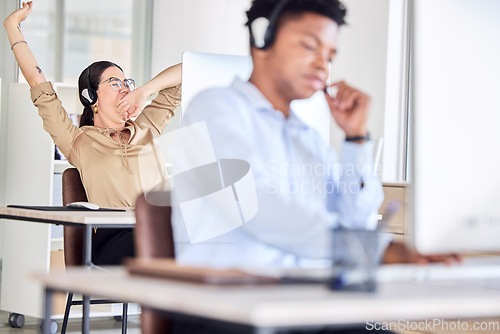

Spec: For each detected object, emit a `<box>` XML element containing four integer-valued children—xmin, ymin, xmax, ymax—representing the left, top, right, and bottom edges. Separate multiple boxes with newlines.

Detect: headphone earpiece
<box><xmin>80</xmin><ymin>66</ymin><xmax>97</xmax><ymax>105</ymax></box>
<box><xmin>249</xmin><ymin>0</ymin><xmax>290</xmax><ymax>50</ymax></box>
<box><xmin>250</xmin><ymin>17</ymin><xmax>271</xmax><ymax>49</ymax></box>
<box><xmin>81</xmin><ymin>89</ymin><xmax>92</xmax><ymax>104</ymax></box>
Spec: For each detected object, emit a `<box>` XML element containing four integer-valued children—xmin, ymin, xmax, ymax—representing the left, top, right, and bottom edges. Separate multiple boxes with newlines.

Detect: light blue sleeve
<box><xmin>326</xmin><ymin>140</ymin><xmax>384</xmax><ymax>230</ymax></box>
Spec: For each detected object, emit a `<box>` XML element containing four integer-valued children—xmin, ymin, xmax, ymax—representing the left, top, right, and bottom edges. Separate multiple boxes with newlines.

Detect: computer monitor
<box><xmin>409</xmin><ymin>0</ymin><xmax>500</xmax><ymax>254</ymax></box>
<box><xmin>180</xmin><ymin>51</ymin><xmax>331</xmax><ymax>144</ymax></box>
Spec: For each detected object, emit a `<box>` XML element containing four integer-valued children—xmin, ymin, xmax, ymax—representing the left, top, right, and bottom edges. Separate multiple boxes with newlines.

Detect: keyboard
<box><xmin>378</xmin><ymin>256</ymin><xmax>500</xmax><ymax>283</ymax></box>
<box><xmin>242</xmin><ymin>256</ymin><xmax>500</xmax><ymax>284</ymax></box>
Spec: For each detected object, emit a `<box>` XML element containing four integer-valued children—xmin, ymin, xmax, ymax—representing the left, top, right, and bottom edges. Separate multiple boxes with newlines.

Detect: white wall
<box><xmin>333</xmin><ymin>0</ymin><xmax>408</xmax><ymax>182</ymax></box>
<box><xmin>151</xmin><ymin>0</ymin><xmax>251</xmax><ymax>77</ymax></box>
<box><xmin>330</xmin><ymin>0</ymin><xmax>392</xmax><ymax>174</ymax></box>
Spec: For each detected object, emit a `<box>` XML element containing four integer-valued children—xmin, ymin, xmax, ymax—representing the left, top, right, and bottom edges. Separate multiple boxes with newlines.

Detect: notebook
<box><xmin>7</xmin><ymin>205</ymin><xmax>126</xmax><ymax>212</ymax></box>
<box><xmin>125</xmin><ymin>258</ymin><xmax>279</xmax><ymax>285</ymax></box>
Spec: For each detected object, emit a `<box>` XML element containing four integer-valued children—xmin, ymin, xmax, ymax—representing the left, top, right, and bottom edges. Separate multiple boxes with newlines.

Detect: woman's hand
<box><xmin>118</xmin><ymin>86</ymin><xmax>148</xmax><ymax>120</ymax></box>
<box><xmin>4</xmin><ymin>1</ymin><xmax>33</xmax><ymax>28</ymax></box>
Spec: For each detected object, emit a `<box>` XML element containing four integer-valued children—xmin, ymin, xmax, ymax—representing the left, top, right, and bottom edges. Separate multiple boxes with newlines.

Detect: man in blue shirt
<box><xmin>172</xmin><ymin>0</ymin><xmax>458</xmax><ymax>269</ymax></box>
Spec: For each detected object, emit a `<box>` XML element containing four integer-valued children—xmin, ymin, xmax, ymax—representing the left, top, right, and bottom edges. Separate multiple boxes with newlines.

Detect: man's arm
<box><xmin>383</xmin><ymin>241</ymin><xmax>462</xmax><ymax>264</ymax></box>
<box><xmin>323</xmin><ymin>81</ymin><xmax>383</xmax><ymax>229</ymax></box>
<box><xmin>324</xmin><ymin>140</ymin><xmax>384</xmax><ymax>230</ymax></box>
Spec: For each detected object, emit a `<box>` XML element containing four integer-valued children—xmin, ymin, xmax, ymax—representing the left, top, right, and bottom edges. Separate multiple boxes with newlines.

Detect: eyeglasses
<box><xmin>99</xmin><ymin>77</ymin><xmax>136</xmax><ymax>91</ymax></box>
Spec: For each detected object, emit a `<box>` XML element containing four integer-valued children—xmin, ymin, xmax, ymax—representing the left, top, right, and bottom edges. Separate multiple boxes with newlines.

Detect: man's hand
<box><xmin>118</xmin><ymin>86</ymin><xmax>148</xmax><ymax>120</ymax></box>
<box><xmin>383</xmin><ymin>241</ymin><xmax>462</xmax><ymax>265</ymax></box>
<box><xmin>324</xmin><ymin>81</ymin><xmax>370</xmax><ymax>139</ymax></box>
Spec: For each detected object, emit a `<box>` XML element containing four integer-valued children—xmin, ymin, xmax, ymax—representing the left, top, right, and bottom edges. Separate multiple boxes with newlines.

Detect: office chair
<box><xmin>61</xmin><ymin>168</ymin><xmax>128</xmax><ymax>334</ymax></box>
<box><xmin>134</xmin><ymin>192</ymin><xmax>174</xmax><ymax>334</ymax></box>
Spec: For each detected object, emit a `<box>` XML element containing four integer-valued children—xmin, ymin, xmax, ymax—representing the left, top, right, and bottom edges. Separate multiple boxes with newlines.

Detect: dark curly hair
<box><xmin>246</xmin><ymin>0</ymin><xmax>347</xmax><ymax>34</ymax></box>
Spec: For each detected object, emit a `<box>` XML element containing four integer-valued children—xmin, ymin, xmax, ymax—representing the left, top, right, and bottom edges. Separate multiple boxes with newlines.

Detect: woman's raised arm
<box><xmin>120</xmin><ymin>63</ymin><xmax>182</xmax><ymax>119</ymax></box>
<box><xmin>4</xmin><ymin>2</ymin><xmax>47</xmax><ymax>88</ymax></box>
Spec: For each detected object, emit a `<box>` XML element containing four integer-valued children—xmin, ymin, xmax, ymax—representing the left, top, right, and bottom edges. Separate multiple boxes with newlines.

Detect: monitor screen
<box><xmin>409</xmin><ymin>0</ymin><xmax>500</xmax><ymax>253</ymax></box>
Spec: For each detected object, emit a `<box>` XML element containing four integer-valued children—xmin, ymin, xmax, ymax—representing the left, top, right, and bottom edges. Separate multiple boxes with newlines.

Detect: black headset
<box><xmin>80</xmin><ymin>65</ymin><xmax>98</xmax><ymax>106</ymax></box>
<box><xmin>249</xmin><ymin>0</ymin><xmax>290</xmax><ymax>50</ymax></box>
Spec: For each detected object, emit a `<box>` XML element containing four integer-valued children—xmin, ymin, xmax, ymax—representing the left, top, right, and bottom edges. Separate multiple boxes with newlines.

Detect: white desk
<box><xmin>0</xmin><ymin>207</ymin><xmax>135</xmax><ymax>266</ymax></box>
<box><xmin>0</xmin><ymin>207</ymin><xmax>135</xmax><ymax>332</ymax></box>
<box><xmin>35</xmin><ymin>267</ymin><xmax>500</xmax><ymax>334</ymax></box>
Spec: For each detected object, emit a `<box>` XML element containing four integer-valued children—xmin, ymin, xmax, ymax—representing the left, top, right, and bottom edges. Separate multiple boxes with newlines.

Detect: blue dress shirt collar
<box><xmin>231</xmin><ymin>77</ymin><xmax>308</xmax><ymax>128</ymax></box>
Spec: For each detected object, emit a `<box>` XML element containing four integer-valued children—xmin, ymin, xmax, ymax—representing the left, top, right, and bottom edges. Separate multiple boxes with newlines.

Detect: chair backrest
<box><xmin>62</xmin><ymin>168</ymin><xmax>87</xmax><ymax>266</ymax></box>
<box><xmin>134</xmin><ymin>192</ymin><xmax>174</xmax><ymax>259</ymax></box>
<box><xmin>134</xmin><ymin>191</ymin><xmax>174</xmax><ymax>334</ymax></box>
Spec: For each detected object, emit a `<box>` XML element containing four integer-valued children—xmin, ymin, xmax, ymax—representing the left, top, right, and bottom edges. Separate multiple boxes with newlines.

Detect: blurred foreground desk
<box><xmin>35</xmin><ymin>267</ymin><xmax>500</xmax><ymax>334</ymax></box>
<box><xmin>0</xmin><ymin>207</ymin><xmax>135</xmax><ymax>331</ymax></box>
